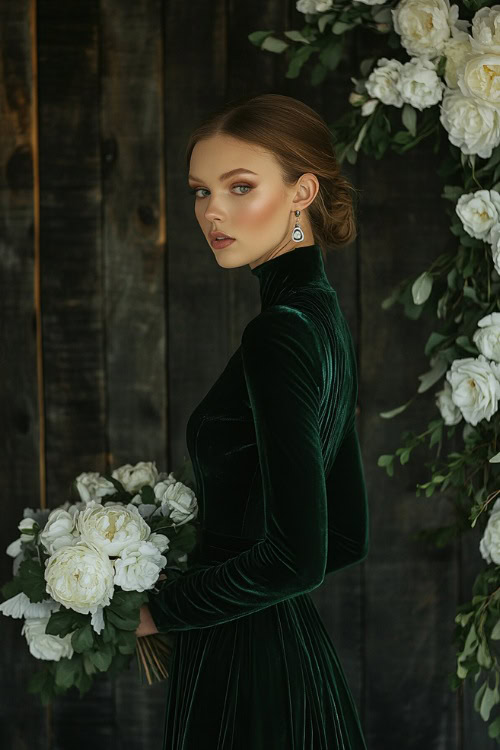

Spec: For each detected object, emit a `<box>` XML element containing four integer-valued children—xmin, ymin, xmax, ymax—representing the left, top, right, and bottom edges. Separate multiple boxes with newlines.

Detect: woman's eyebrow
<box><xmin>187</xmin><ymin>168</ymin><xmax>258</xmax><ymax>182</ymax></box>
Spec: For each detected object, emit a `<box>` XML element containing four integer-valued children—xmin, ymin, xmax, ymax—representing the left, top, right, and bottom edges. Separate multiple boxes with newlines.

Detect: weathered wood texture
<box><xmin>0</xmin><ymin>2</ymin><xmax>489</xmax><ymax>749</ymax></box>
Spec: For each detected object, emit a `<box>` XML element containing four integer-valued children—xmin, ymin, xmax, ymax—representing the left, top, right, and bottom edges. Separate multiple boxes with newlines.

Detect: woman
<box><xmin>137</xmin><ymin>93</ymin><xmax>370</xmax><ymax>749</ymax></box>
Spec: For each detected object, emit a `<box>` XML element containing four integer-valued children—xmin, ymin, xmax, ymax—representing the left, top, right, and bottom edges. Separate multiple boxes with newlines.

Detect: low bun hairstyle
<box><xmin>185</xmin><ymin>93</ymin><xmax>359</xmax><ymax>259</ymax></box>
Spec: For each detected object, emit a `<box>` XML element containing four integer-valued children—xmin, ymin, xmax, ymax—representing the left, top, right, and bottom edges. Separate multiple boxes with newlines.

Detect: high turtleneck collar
<box><xmin>250</xmin><ymin>244</ymin><xmax>329</xmax><ymax>311</ymax></box>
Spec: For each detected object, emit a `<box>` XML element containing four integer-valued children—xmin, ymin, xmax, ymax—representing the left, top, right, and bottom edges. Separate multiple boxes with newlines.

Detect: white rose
<box><xmin>446</xmin><ymin>354</ymin><xmax>500</xmax><ymax>425</ymax></box>
<box><xmin>154</xmin><ymin>480</ymin><xmax>198</xmax><ymax>525</ymax></box>
<box><xmin>456</xmin><ymin>189</ymin><xmax>500</xmax><ymax>242</ymax></box>
<box><xmin>21</xmin><ymin>615</ymin><xmax>74</xmax><ymax>661</ymax></box>
<box><xmin>473</xmin><ymin>313</ymin><xmax>500</xmax><ymax>363</ymax></box>
<box><xmin>44</xmin><ymin>540</ymin><xmax>115</xmax><ymax>615</ymax></box>
<box><xmin>392</xmin><ymin>0</ymin><xmax>461</xmax><ymax>59</ymax></box>
<box><xmin>436</xmin><ymin>380</ymin><xmax>462</xmax><ymax>425</ymax></box>
<box><xmin>457</xmin><ymin>52</ymin><xmax>500</xmax><ymax>111</ymax></box>
<box><xmin>469</xmin><ymin>7</ymin><xmax>500</xmax><ymax>54</ymax></box>
<box><xmin>398</xmin><ymin>57</ymin><xmax>445</xmax><ymax>110</ymax></box>
<box><xmin>479</xmin><ymin>508</ymin><xmax>500</xmax><ymax>564</ymax></box>
<box><xmin>439</xmin><ymin>88</ymin><xmax>500</xmax><ymax>159</ymax></box>
<box><xmin>111</xmin><ymin>461</ymin><xmax>159</xmax><ymax>494</ymax></box>
<box><xmin>0</xmin><ymin>591</ymin><xmax>60</xmax><ymax>619</ymax></box>
<box><xmin>77</xmin><ymin>500</ymin><xmax>151</xmax><ymax>556</ymax></box>
<box><xmin>489</xmin><ymin>224</ymin><xmax>500</xmax><ymax>276</ymax></box>
<box><xmin>442</xmin><ymin>33</ymin><xmax>472</xmax><ymax>89</ymax></box>
<box><xmin>75</xmin><ymin>471</ymin><xmax>116</xmax><ymax>504</ymax></box>
<box><xmin>296</xmin><ymin>0</ymin><xmax>333</xmax><ymax>12</ymax></box>
<box><xmin>39</xmin><ymin>508</ymin><xmax>80</xmax><ymax>555</ymax></box>
<box><xmin>365</xmin><ymin>58</ymin><xmax>404</xmax><ymax>107</ymax></box>
<box><xmin>114</xmin><ymin>540</ymin><xmax>168</xmax><ymax>592</ymax></box>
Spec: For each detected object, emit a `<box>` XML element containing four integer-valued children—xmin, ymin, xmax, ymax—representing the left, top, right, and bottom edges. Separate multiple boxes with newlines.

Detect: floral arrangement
<box><xmin>249</xmin><ymin>0</ymin><xmax>500</xmax><ymax>741</ymax></box>
<box><xmin>0</xmin><ymin>460</ymin><xmax>199</xmax><ymax>704</ymax></box>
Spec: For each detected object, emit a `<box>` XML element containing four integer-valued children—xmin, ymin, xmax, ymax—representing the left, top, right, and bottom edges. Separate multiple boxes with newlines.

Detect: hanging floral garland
<box><xmin>250</xmin><ymin>0</ymin><xmax>500</xmax><ymax>739</ymax></box>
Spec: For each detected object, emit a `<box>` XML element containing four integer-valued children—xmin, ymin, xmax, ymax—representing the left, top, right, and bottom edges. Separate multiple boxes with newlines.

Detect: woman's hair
<box><xmin>185</xmin><ymin>93</ymin><xmax>359</xmax><ymax>258</ymax></box>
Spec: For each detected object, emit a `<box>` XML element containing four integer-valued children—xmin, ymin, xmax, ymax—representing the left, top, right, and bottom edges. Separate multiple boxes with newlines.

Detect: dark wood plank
<box><xmin>98</xmin><ymin>0</ymin><xmax>170</xmax><ymax>746</ymax></box>
<box><xmin>0</xmin><ymin>2</ymin><xmax>48</xmax><ymax>747</ymax></box>
<box><xmin>359</xmin><ymin>139</ymin><xmax>459</xmax><ymax>747</ymax></box>
<box><xmin>36</xmin><ymin>1</ymin><xmax>117</xmax><ymax>746</ymax></box>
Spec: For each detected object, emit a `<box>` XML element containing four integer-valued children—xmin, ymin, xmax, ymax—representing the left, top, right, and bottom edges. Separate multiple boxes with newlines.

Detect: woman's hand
<box><xmin>135</xmin><ymin>573</ymin><xmax>167</xmax><ymax>637</ymax></box>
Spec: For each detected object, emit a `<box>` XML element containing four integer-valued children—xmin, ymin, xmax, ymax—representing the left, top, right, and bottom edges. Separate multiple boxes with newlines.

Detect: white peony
<box><xmin>436</xmin><ymin>380</ymin><xmax>462</xmax><ymax>425</ymax></box>
<box><xmin>489</xmin><ymin>224</ymin><xmax>500</xmax><ymax>276</ymax></box>
<box><xmin>154</xmin><ymin>480</ymin><xmax>198</xmax><ymax>525</ymax></box>
<box><xmin>392</xmin><ymin>0</ymin><xmax>466</xmax><ymax>59</ymax></box>
<box><xmin>76</xmin><ymin>500</ymin><xmax>151</xmax><ymax>556</ymax></box>
<box><xmin>296</xmin><ymin>0</ymin><xmax>333</xmax><ymax>12</ymax></box>
<box><xmin>456</xmin><ymin>189</ymin><xmax>500</xmax><ymax>242</ymax></box>
<box><xmin>365</xmin><ymin>58</ymin><xmax>405</xmax><ymax>107</ymax></box>
<box><xmin>457</xmin><ymin>52</ymin><xmax>500</xmax><ymax>111</ymax></box>
<box><xmin>111</xmin><ymin>461</ymin><xmax>159</xmax><ymax>494</ymax></box>
<box><xmin>473</xmin><ymin>313</ymin><xmax>500</xmax><ymax>363</ymax></box>
<box><xmin>147</xmin><ymin>532</ymin><xmax>170</xmax><ymax>553</ymax></box>
<box><xmin>469</xmin><ymin>7</ymin><xmax>500</xmax><ymax>54</ymax></box>
<box><xmin>39</xmin><ymin>508</ymin><xmax>80</xmax><ymax>555</ymax></box>
<box><xmin>439</xmin><ymin>88</ymin><xmax>500</xmax><ymax>159</ymax></box>
<box><xmin>75</xmin><ymin>471</ymin><xmax>116</xmax><ymax>504</ymax></box>
<box><xmin>22</xmin><ymin>615</ymin><xmax>74</xmax><ymax>661</ymax></box>
<box><xmin>442</xmin><ymin>33</ymin><xmax>473</xmax><ymax>89</ymax></box>
<box><xmin>114</xmin><ymin>540</ymin><xmax>168</xmax><ymax>592</ymax></box>
<box><xmin>44</xmin><ymin>540</ymin><xmax>115</xmax><ymax>615</ymax></box>
<box><xmin>0</xmin><ymin>591</ymin><xmax>60</xmax><ymax>619</ymax></box>
<box><xmin>398</xmin><ymin>57</ymin><xmax>445</xmax><ymax>110</ymax></box>
<box><xmin>445</xmin><ymin>354</ymin><xmax>500</xmax><ymax>425</ymax></box>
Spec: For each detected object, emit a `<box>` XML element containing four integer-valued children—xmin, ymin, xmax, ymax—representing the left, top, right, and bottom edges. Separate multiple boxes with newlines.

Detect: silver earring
<box><xmin>292</xmin><ymin>210</ymin><xmax>304</xmax><ymax>242</ymax></box>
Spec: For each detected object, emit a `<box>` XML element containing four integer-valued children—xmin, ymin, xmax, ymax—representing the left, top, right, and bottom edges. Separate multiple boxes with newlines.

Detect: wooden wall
<box><xmin>0</xmin><ymin>1</ymin><xmax>490</xmax><ymax>748</ymax></box>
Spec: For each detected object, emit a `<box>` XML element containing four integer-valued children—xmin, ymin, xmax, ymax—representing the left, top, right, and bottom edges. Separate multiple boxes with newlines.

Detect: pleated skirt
<box><xmin>159</xmin><ymin>592</ymin><xmax>367</xmax><ymax>750</ymax></box>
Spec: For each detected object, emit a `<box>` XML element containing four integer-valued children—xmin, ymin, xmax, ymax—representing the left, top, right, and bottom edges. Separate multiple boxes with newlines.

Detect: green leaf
<box><xmin>105</xmin><ymin>608</ymin><xmax>140</xmax><ymax>631</ymax></box>
<box><xmin>261</xmin><ymin>36</ymin><xmax>289</xmax><ymax>54</ymax></box>
<box><xmin>88</xmin><ymin>643</ymin><xmax>114</xmax><ymax>672</ymax></box>
<box><xmin>488</xmin><ymin>715</ymin><xmax>500</xmax><ymax>739</ymax></box>
<box><xmin>402</xmin><ymin>104</ymin><xmax>417</xmax><ymax>137</ymax></box>
<box><xmin>318</xmin><ymin>13</ymin><xmax>335</xmax><ymax>33</ymax></box>
<box><xmin>247</xmin><ymin>30</ymin><xmax>274</xmax><ymax>47</ymax></box>
<box><xmin>283</xmin><ymin>30</ymin><xmax>311</xmax><ymax>44</ymax></box>
<box><xmin>318</xmin><ymin>41</ymin><xmax>342</xmax><ymax>71</ymax></box>
<box><xmin>331</xmin><ymin>21</ymin><xmax>352</xmax><ymax>34</ymax></box>
<box><xmin>411</xmin><ymin>272</ymin><xmax>433</xmax><ymax>305</ymax></box>
<box><xmin>116</xmin><ymin>629</ymin><xmax>137</xmax><ymax>655</ymax></box>
<box><xmin>71</xmin><ymin>623</ymin><xmax>95</xmax><ymax>653</ymax></box>
<box><xmin>286</xmin><ymin>45</ymin><xmax>316</xmax><ymax>79</ymax></box>
<box><xmin>46</xmin><ymin>609</ymin><xmax>87</xmax><ymax>637</ymax></box>
<box><xmin>379</xmin><ymin>400</ymin><xmax>412</xmax><ymax>418</ymax></box>
<box><xmin>18</xmin><ymin>559</ymin><xmax>48</xmax><ymax>603</ymax></box>
<box><xmin>54</xmin><ymin>657</ymin><xmax>80</xmax><ymax>689</ymax></box>
<box><xmin>490</xmin><ymin>619</ymin><xmax>500</xmax><ymax>639</ymax></box>
<box><xmin>480</xmin><ymin>683</ymin><xmax>499</xmax><ymax>722</ymax></box>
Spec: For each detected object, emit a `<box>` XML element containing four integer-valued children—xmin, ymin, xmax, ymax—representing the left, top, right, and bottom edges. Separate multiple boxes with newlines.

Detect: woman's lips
<box><xmin>211</xmin><ymin>237</ymin><xmax>236</xmax><ymax>249</ymax></box>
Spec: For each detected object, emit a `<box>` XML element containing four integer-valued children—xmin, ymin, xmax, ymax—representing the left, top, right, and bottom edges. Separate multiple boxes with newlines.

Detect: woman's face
<box><xmin>188</xmin><ymin>134</ymin><xmax>317</xmax><ymax>269</ymax></box>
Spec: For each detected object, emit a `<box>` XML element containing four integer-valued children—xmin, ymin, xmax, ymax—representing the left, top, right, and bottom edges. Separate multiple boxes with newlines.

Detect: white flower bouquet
<box><xmin>0</xmin><ymin>460</ymin><xmax>199</xmax><ymax>704</ymax></box>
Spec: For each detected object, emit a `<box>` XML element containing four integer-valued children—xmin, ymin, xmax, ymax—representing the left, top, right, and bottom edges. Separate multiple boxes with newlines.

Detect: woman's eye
<box><xmin>187</xmin><ymin>184</ymin><xmax>252</xmax><ymax>198</ymax></box>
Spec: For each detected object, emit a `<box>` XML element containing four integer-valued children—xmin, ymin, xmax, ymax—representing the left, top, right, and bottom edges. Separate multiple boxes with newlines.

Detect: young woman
<box><xmin>137</xmin><ymin>93</ymin><xmax>370</xmax><ymax>750</ymax></box>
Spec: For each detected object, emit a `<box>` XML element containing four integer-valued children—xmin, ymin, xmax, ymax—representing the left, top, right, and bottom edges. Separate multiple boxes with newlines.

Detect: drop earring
<box><xmin>292</xmin><ymin>210</ymin><xmax>304</xmax><ymax>242</ymax></box>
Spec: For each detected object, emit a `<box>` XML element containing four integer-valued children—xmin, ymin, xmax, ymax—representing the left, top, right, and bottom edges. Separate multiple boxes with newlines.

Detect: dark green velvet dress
<box><xmin>147</xmin><ymin>243</ymin><xmax>369</xmax><ymax>749</ymax></box>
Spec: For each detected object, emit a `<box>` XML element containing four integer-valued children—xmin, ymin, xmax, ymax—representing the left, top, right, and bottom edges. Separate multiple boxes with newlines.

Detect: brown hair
<box><xmin>184</xmin><ymin>93</ymin><xmax>359</xmax><ymax>259</ymax></box>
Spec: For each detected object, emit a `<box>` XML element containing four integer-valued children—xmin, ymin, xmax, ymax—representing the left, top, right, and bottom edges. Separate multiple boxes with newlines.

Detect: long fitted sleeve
<box><xmin>324</xmin><ymin>422</ymin><xmax>369</xmax><ymax>575</ymax></box>
<box><xmin>147</xmin><ymin>307</ymin><xmax>340</xmax><ymax>632</ymax></box>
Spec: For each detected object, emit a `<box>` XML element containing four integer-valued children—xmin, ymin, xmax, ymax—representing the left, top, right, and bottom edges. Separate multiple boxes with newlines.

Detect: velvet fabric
<box><xmin>147</xmin><ymin>243</ymin><xmax>369</xmax><ymax>749</ymax></box>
